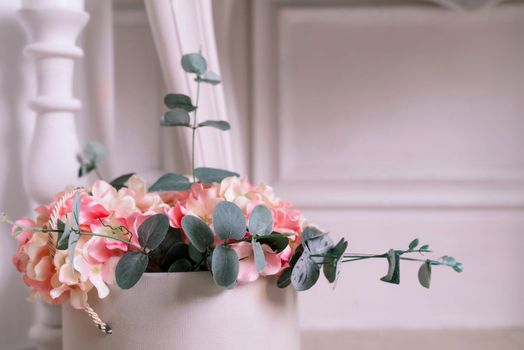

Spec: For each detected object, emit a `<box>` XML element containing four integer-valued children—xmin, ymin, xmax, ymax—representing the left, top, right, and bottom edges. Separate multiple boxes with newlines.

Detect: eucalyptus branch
<box><xmin>191</xmin><ymin>79</ymin><xmax>202</xmax><ymax>181</ymax></box>
<box><xmin>79</xmin><ymin>232</ymin><xmax>146</xmax><ymax>254</ymax></box>
<box><xmin>6</xmin><ymin>218</ymin><xmax>146</xmax><ymax>254</ymax></box>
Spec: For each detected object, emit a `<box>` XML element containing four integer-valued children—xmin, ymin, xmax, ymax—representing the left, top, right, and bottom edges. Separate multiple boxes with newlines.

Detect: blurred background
<box><xmin>0</xmin><ymin>0</ymin><xmax>523</xmax><ymax>349</ymax></box>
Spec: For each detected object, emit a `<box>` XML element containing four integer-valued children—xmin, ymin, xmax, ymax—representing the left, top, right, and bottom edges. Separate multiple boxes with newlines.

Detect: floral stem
<box><xmin>8</xmin><ymin>221</ymin><xmax>146</xmax><ymax>255</ymax></box>
<box><xmin>78</xmin><ymin>232</ymin><xmax>146</xmax><ymax>254</ymax></box>
<box><xmin>191</xmin><ymin>79</ymin><xmax>202</xmax><ymax>181</ymax></box>
<box><xmin>94</xmin><ymin>167</ymin><xmax>103</xmax><ymax>180</ymax></box>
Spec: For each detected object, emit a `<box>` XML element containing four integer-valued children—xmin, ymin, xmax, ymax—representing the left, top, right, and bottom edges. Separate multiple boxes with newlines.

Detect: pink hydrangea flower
<box><xmin>12</xmin><ymin>175</ymin><xmax>304</xmax><ymax>307</ymax></box>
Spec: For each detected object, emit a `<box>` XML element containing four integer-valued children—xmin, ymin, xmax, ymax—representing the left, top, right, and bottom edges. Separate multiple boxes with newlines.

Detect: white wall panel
<box><xmin>252</xmin><ymin>0</ymin><xmax>524</xmax><ymax>330</ymax></box>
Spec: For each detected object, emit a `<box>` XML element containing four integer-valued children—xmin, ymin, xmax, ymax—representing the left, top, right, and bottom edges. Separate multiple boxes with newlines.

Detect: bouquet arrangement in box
<box><xmin>2</xmin><ymin>53</ymin><xmax>462</xmax><ymax>334</ymax></box>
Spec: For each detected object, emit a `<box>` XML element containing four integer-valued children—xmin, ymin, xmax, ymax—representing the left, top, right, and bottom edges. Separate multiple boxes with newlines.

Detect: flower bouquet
<box><xmin>3</xmin><ymin>53</ymin><xmax>462</xmax><ymax>349</ymax></box>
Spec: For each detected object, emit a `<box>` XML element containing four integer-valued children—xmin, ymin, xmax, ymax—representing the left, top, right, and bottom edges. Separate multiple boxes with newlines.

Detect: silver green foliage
<box><xmin>211</xmin><ymin>245</ymin><xmax>239</xmax><ymax>287</ymax></box>
<box><xmin>194</xmin><ymin>167</ymin><xmax>239</xmax><ymax>184</ymax></box>
<box><xmin>149</xmin><ymin>173</ymin><xmax>191</xmax><ymax>192</ymax></box>
<box><xmin>181</xmin><ymin>215</ymin><xmax>214</xmax><ymax>253</ymax></box>
<box><xmin>181</xmin><ymin>53</ymin><xmax>207</xmax><ymax>75</ymax></box>
<box><xmin>249</xmin><ymin>204</ymin><xmax>273</xmax><ymax>237</ymax></box>
<box><xmin>212</xmin><ymin>201</ymin><xmax>246</xmax><ymax>240</ymax></box>
<box><xmin>418</xmin><ymin>260</ymin><xmax>432</xmax><ymax>288</ymax></box>
<box><xmin>115</xmin><ymin>252</ymin><xmax>149</xmax><ymax>289</ymax></box>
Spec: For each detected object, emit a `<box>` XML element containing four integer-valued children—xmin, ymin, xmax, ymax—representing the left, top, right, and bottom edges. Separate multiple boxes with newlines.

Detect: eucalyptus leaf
<box><xmin>181</xmin><ymin>215</ymin><xmax>214</xmax><ymax>252</ymax></box>
<box><xmin>420</xmin><ymin>244</ymin><xmax>430</xmax><ymax>251</ymax></box>
<box><xmin>198</xmin><ymin>120</ymin><xmax>231</xmax><ymax>131</ymax></box>
<box><xmin>149</xmin><ymin>173</ymin><xmax>191</xmax><ymax>192</ymax></box>
<box><xmin>71</xmin><ymin>192</ymin><xmax>81</xmax><ymax>230</ymax></box>
<box><xmin>67</xmin><ymin>229</ymin><xmax>79</xmax><ymax>264</ymax></box>
<box><xmin>323</xmin><ymin>238</ymin><xmax>348</xmax><ymax>284</ymax></box>
<box><xmin>83</xmin><ymin>141</ymin><xmax>106</xmax><ymax>165</ymax></box>
<box><xmin>380</xmin><ymin>249</ymin><xmax>400</xmax><ymax>284</ymax></box>
<box><xmin>257</xmin><ymin>233</ymin><xmax>289</xmax><ymax>253</ymax></box>
<box><xmin>194</xmin><ymin>167</ymin><xmax>239</xmax><ymax>184</ymax></box>
<box><xmin>161</xmin><ymin>242</ymin><xmax>190</xmax><ymax>270</ymax></box>
<box><xmin>168</xmin><ymin>259</ymin><xmax>193</xmax><ymax>272</ymax></box>
<box><xmin>149</xmin><ymin>227</ymin><xmax>182</xmax><ymax>263</ymax></box>
<box><xmin>211</xmin><ymin>245</ymin><xmax>239</xmax><ymax>287</ymax></box>
<box><xmin>181</xmin><ymin>53</ymin><xmax>207</xmax><ymax>75</ymax></box>
<box><xmin>115</xmin><ymin>252</ymin><xmax>149</xmax><ymax>289</ymax></box>
<box><xmin>78</xmin><ymin>163</ymin><xmax>95</xmax><ymax>177</ymax></box>
<box><xmin>164</xmin><ymin>93</ymin><xmax>196</xmax><ymax>111</ymax></box>
<box><xmin>249</xmin><ymin>205</ymin><xmax>273</xmax><ymax>237</ymax></box>
<box><xmin>161</xmin><ymin>108</ymin><xmax>191</xmax><ymax>127</ymax></box>
<box><xmin>110</xmin><ymin>173</ymin><xmax>135</xmax><ymax>190</ymax></box>
<box><xmin>68</xmin><ymin>193</ymin><xmax>82</xmax><ymax>266</ymax></box>
<box><xmin>252</xmin><ymin>240</ymin><xmax>266</xmax><ymax>273</ymax></box>
<box><xmin>137</xmin><ymin>214</ymin><xmax>170</xmax><ymax>250</ymax></box>
<box><xmin>409</xmin><ymin>238</ymin><xmax>419</xmax><ymax>250</ymax></box>
<box><xmin>212</xmin><ymin>201</ymin><xmax>246</xmax><ymax>240</ymax></box>
<box><xmin>199</xmin><ymin>71</ymin><xmax>221</xmax><ymax>85</ymax></box>
<box><xmin>277</xmin><ymin>267</ymin><xmax>292</xmax><ymax>288</ymax></box>
<box><xmin>306</xmin><ymin>234</ymin><xmax>334</xmax><ymax>257</ymax></box>
<box><xmin>291</xmin><ymin>250</ymin><xmax>320</xmax><ymax>291</ymax></box>
<box><xmin>453</xmin><ymin>262</ymin><xmax>464</xmax><ymax>273</ymax></box>
<box><xmin>302</xmin><ymin>226</ymin><xmax>326</xmax><ymax>242</ymax></box>
<box><xmin>418</xmin><ymin>260</ymin><xmax>432</xmax><ymax>288</ymax></box>
<box><xmin>188</xmin><ymin>243</ymin><xmax>205</xmax><ymax>263</ymax></box>
<box><xmin>56</xmin><ymin>220</ymin><xmax>71</xmax><ymax>250</ymax></box>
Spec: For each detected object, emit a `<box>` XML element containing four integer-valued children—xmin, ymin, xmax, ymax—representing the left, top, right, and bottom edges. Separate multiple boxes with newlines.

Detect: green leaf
<box><xmin>83</xmin><ymin>141</ymin><xmax>106</xmax><ymax>165</ymax></box>
<box><xmin>257</xmin><ymin>233</ymin><xmax>289</xmax><ymax>253</ymax></box>
<box><xmin>110</xmin><ymin>173</ymin><xmax>135</xmax><ymax>190</ymax></box>
<box><xmin>137</xmin><ymin>214</ymin><xmax>170</xmax><ymax>250</ymax></box>
<box><xmin>420</xmin><ymin>244</ymin><xmax>429</xmax><ymax>251</ymax></box>
<box><xmin>188</xmin><ymin>243</ymin><xmax>205</xmax><ymax>263</ymax></box>
<box><xmin>149</xmin><ymin>173</ymin><xmax>191</xmax><ymax>192</ymax></box>
<box><xmin>380</xmin><ymin>249</ymin><xmax>400</xmax><ymax>284</ymax></box>
<box><xmin>306</xmin><ymin>234</ymin><xmax>334</xmax><ymax>256</ymax></box>
<box><xmin>115</xmin><ymin>252</ymin><xmax>149</xmax><ymax>289</ymax></box>
<box><xmin>68</xmin><ymin>193</ymin><xmax>82</xmax><ymax>266</ymax></box>
<box><xmin>418</xmin><ymin>260</ymin><xmax>432</xmax><ymax>288</ymax></box>
<box><xmin>252</xmin><ymin>240</ymin><xmax>266</xmax><ymax>273</ymax></box>
<box><xmin>291</xmin><ymin>250</ymin><xmax>320</xmax><ymax>291</ymax></box>
<box><xmin>453</xmin><ymin>262</ymin><xmax>464</xmax><ymax>273</ymax></box>
<box><xmin>149</xmin><ymin>227</ymin><xmax>182</xmax><ymax>263</ymax></box>
<box><xmin>161</xmin><ymin>242</ymin><xmax>189</xmax><ymax>270</ymax></box>
<box><xmin>441</xmin><ymin>255</ymin><xmax>456</xmax><ymax>266</ymax></box>
<box><xmin>212</xmin><ymin>201</ymin><xmax>246</xmax><ymax>240</ymax></box>
<box><xmin>302</xmin><ymin>226</ymin><xmax>326</xmax><ymax>241</ymax></box>
<box><xmin>181</xmin><ymin>53</ymin><xmax>207</xmax><ymax>75</ymax></box>
<box><xmin>164</xmin><ymin>93</ymin><xmax>196</xmax><ymax>111</ymax></box>
<box><xmin>198</xmin><ymin>120</ymin><xmax>231</xmax><ymax>131</ymax></box>
<box><xmin>211</xmin><ymin>245</ymin><xmax>239</xmax><ymax>287</ymax></box>
<box><xmin>199</xmin><ymin>71</ymin><xmax>221</xmax><ymax>85</ymax></box>
<box><xmin>168</xmin><ymin>259</ymin><xmax>193</xmax><ymax>272</ymax></box>
<box><xmin>161</xmin><ymin>108</ymin><xmax>191</xmax><ymax>127</ymax></box>
<box><xmin>181</xmin><ymin>215</ymin><xmax>214</xmax><ymax>252</ymax></box>
<box><xmin>277</xmin><ymin>267</ymin><xmax>292</xmax><ymax>288</ymax></box>
<box><xmin>409</xmin><ymin>238</ymin><xmax>419</xmax><ymax>250</ymax></box>
<box><xmin>248</xmin><ymin>205</ymin><xmax>273</xmax><ymax>237</ymax></box>
<box><xmin>78</xmin><ymin>162</ymin><xmax>96</xmax><ymax>178</ymax></box>
<box><xmin>323</xmin><ymin>238</ymin><xmax>348</xmax><ymax>284</ymax></box>
<box><xmin>194</xmin><ymin>167</ymin><xmax>239</xmax><ymax>184</ymax></box>
<box><xmin>56</xmin><ymin>220</ymin><xmax>71</xmax><ymax>250</ymax></box>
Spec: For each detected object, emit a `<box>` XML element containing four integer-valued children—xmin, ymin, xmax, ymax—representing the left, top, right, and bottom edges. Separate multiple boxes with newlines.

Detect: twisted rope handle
<box><xmin>48</xmin><ymin>189</ymin><xmax>112</xmax><ymax>335</ymax></box>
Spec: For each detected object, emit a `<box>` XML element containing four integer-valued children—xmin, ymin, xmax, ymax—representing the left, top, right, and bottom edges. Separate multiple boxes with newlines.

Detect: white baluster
<box><xmin>17</xmin><ymin>1</ymin><xmax>89</xmax><ymax>349</ymax></box>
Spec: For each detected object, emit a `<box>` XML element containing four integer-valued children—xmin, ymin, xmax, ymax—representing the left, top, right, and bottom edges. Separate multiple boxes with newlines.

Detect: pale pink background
<box><xmin>0</xmin><ymin>0</ymin><xmax>523</xmax><ymax>349</ymax></box>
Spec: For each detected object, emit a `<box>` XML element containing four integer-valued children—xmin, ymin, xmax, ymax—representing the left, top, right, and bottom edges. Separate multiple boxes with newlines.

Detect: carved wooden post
<box><xmin>17</xmin><ymin>1</ymin><xmax>89</xmax><ymax>349</ymax></box>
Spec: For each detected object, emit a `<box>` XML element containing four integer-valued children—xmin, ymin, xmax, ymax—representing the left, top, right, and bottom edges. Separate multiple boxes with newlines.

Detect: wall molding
<box><xmin>252</xmin><ymin>0</ymin><xmax>524</xmax><ymax>210</ymax></box>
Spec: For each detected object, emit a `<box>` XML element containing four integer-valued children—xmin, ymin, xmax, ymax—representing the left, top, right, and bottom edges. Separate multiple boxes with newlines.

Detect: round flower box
<box><xmin>62</xmin><ymin>272</ymin><xmax>300</xmax><ymax>350</ymax></box>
